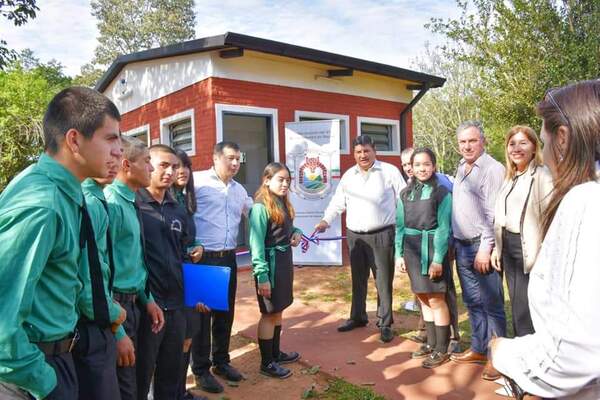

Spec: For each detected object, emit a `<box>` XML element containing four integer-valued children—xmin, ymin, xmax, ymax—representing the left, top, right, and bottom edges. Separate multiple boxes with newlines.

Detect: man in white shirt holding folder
<box><xmin>190</xmin><ymin>141</ymin><xmax>252</xmax><ymax>394</ymax></box>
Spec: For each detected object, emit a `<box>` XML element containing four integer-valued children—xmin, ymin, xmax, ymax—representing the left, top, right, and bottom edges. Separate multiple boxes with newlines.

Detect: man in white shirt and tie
<box><xmin>315</xmin><ymin>135</ymin><xmax>406</xmax><ymax>343</ymax></box>
<box><xmin>190</xmin><ymin>142</ymin><xmax>252</xmax><ymax>394</ymax></box>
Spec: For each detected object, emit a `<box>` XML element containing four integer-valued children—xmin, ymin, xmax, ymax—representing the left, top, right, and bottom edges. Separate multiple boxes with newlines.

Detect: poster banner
<box><xmin>285</xmin><ymin>120</ymin><xmax>342</xmax><ymax>265</ymax></box>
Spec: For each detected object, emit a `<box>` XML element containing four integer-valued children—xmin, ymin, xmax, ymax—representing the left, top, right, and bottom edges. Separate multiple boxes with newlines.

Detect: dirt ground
<box><xmin>184</xmin><ymin>266</ymin><xmax>498</xmax><ymax>400</ymax></box>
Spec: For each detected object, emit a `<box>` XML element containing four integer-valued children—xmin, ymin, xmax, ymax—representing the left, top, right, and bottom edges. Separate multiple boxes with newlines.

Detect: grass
<box><xmin>305</xmin><ymin>378</ymin><xmax>385</xmax><ymax>400</ymax></box>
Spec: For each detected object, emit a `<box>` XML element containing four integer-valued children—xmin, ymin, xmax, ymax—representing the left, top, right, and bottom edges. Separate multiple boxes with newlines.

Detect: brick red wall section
<box><xmin>119</xmin><ymin>77</ymin><xmax>414</xmax><ymax>264</ymax></box>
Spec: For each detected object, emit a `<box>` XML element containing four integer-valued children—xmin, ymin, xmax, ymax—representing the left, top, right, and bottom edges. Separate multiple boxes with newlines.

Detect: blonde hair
<box><xmin>503</xmin><ymin>125</ymin><xmax>542</xmax><ymax>179</ymax></box>
<box><xmin>254</xmin><ymin>163</ymin><xmax>295</xmax><ymax>225</ymax></box>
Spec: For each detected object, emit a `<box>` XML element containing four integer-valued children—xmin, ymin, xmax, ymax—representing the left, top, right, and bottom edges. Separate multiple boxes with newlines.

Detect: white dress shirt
<box><xmin>322</xmin><ymin>160</ymin><xmax>405</xmax><ymax>232</ymax></box>
<box><xmin>493</xmin><ymin>181</ymin><xmax>600</xmax><ymax>399</ymax></box>
<box><xmin>193</xmin><ymin>168</ymin><xmax>253</xmax><ymax>251</ymax></box>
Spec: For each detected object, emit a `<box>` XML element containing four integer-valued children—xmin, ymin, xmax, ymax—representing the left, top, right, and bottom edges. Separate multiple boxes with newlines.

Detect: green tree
<box><xmin>412</xmin><ymin>46</ymin><xmax>484</xmax><ymax>174</ymax></box>
<box><xmin>77</xmin><ymin>0</ymin><xmax>196</xmax><ymax>87</ymax></box>
<box><xmin>0</xmin><ymin>54</ymin><xmax>71</xmax><ymax>190</ymax></box>
<box><xmin>428</xmin><ymin>0</ymin><xmax>600</xmax><ymax>147</ymax></box>
<box><xmin>0</xmin><ymin>0</ymin><xmax>39</xmax><ymax>69</ymax></box>
<box><xmin>92</xmin><ymin>0</ymin><xmax>195</xmax><ymax>66</ymax></box>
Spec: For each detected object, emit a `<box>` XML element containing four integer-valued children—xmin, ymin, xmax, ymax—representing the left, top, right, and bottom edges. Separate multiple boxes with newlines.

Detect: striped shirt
<box><xmin>452</xmin><ymin>152</ymin><xmax>505</xmax><ymax>253</ymax></box>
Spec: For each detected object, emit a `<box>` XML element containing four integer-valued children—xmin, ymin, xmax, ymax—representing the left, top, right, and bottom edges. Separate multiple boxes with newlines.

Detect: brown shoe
<box><xmin>481</xmin><ymin>360</ymin><xmax>501</xmax><ymax>381</ymax></box>
<box><xmin>449</xmin><ymin>348</ymin><xmax>487</xmax><ymax>364</ymax></box>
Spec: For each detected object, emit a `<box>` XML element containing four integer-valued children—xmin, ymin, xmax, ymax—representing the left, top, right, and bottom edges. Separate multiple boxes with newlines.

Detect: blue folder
<box><xmin>183</xmin><ymin>263</ymin><xmax>231</xmax><ymax>311</ymax></box>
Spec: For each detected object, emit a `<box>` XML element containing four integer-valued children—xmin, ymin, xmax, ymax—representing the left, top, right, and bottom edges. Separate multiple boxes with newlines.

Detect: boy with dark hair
<box><xmin>135</xmin><ymin>144</ymin><xmax>204</xmax><ymax>400</ymax></box>
<box><xmin>104</xmin><ymin>136</ymin><xmax>165</xmax><ymax>400</ymax></box>
<box><xmin>0</xmin><ymin>86</ymin><xmax>122</xmax><ymax>399</ymax></box>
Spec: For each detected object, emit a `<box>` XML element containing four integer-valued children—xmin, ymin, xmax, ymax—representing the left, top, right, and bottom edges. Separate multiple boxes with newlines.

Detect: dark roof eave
<box><xmin>95</xmin><ymin>32</ymin><xmax>445</xmax><ymax>93</ymax></box>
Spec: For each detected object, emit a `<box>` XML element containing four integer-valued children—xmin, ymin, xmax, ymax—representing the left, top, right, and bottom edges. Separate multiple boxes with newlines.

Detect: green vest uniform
<box><xmin>79</xmin><ymin>178</ymin><xmax>122</xmax><ymax>323</ymax></box>
<box><xmin>104</xmin><ymin>179</ymin><xmax>152</xmax><ymax>340</ymax></box>
<box><xmin>0</xmin><ymin>154</ymin><xmax>84</xmax><ymax>399</ymax></box>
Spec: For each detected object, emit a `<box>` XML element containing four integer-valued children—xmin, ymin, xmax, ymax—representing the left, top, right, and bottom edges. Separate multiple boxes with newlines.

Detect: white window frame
<box><xmin>357</xmin><ymin>116</ymin><xmax>401</xmax><ymax>156</ymax></box>
<box><xmin>123</xmin><ymin>124</ymin><xmax>150</xmax><ymax>146</ymax></box>
<box><xmin>159</xmin><ymin>109</ymin><xmax>196</xmax><ymax>156</ymax></box>
<box><xmin>294</xmin><ymin>110</ymin><xmax>350</xmax><ymax>155</ymax></box>
<box><xmin>215</xmin><ymin>104</ymin><xmax>279</xmax><ymax>162</ymax></box>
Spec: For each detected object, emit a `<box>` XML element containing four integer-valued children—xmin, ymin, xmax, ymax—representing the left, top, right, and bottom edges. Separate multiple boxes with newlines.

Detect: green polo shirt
<box><xmin>0</xmin><ymin>154</ymin><xmax>84</xmax><ymax>399</ymax></box>
<box><xmin>395</xmin><ymin>182</ymin><xmax>452</xmax><ymax>263</ymax></box>
<box><xmin>79</xmin><ymin>178</ymin><xmax>122</xmax><ymax>323</ymax></box>
<box><xmin>104</xmin><ymin>179</ymin><xmax>152</xmax><ymax>340</ymax></box>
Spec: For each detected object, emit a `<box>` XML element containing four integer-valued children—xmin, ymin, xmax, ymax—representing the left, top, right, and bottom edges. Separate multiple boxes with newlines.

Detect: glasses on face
<box><xmin>545</xmin><ymin>87</ymin><xmax>571</xmax><ymax>127</ymax></box>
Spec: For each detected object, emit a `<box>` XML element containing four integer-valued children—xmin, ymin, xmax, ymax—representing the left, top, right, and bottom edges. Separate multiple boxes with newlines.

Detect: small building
<box><xmin>95</xmin><ymin>32</ymin><xmax>444</xmax><ymax>255</ymax></box>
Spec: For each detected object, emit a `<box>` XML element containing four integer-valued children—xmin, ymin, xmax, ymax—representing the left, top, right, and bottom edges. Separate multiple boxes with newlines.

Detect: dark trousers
<box><xmin>191</xmin><ymin>251</ymin><xmax>238</xmax><ymax>375</ymax></box>
<box><xmin>502</xmin><ymin>230</ymin><xmax>535</xmax><ymax>337</ymax></box>
<box><xmin>136</xmin><ymin>307</ymin><xmax>186</xmax><ymax>400</ymax></box>
<box><xmin>115</xmin><ymin>295</ymin><xmax>141</xmax><ymax>400</ymax></box>
<box><xmin>0</xmin><ymin>352</ymin><xmax>78</xmax><ymax>400</ymax></box>
<box><xmin>72</xmin><ymin>322</ymin><xmax>120</xmax><ymax>400</ymax></box>
<box><xmin>455</xmin><ymin>240</ymin><xmax>506</xmax><ymax>354</ymax></box>
<box><xmin>346</xmin><ymin>226</ymin><xmax>395</xmax><ymax>327</ymax></box>
<box><xmin>45</xmin><ymin>353</ymin><xmax>79</xmax><ymax>399</ymax></box>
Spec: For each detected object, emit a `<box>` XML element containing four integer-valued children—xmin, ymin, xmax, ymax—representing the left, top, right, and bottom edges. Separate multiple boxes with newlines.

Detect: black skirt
<box><xmin>255</xmin><ymin>247</ymin><xmax>294</xmax><ymax>314</ymax></box>
<box><xmin>404</xmin><ymin>234</ymin><xmax>449</xmax><ymax>294</ymax></box>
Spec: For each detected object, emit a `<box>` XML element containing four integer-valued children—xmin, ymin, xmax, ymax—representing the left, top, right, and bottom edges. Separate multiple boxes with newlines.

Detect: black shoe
<box><xmin>275</xmin><ymin>351</ymin><xmax>300</xmax><ymax>364</ymax></box>
<box><xmin>411</xmin><ymin>344</ymin><xmax>433</xmax><ymax>359</ymax></box>
<box><xmin>337</xmin><ymin>319</ymin><xmax>368</xmax><ymax>332</ymax></box>
<box><xmin>260</xmin><ymin>361</ymin><xmax>292</xmax><ymax>379</ymax></box>
<box><xmin>213</xmin><ymin>363</ymin><xmax>243</xmax><ymax>382</ymax></box>
<box><xmin>380</xmin><ymin>327</ymin><xmax>394</xmax><ymax>343</ymax></box>
<box><xmin>422</xmin><ymin>351</ymin><xmax>450</xmax><ymax>369</ymax></box>
<box><xmin>195</xmin><ymin>371</ymin><xmax>224</xmax><ymax>393</ymax></box>
<box><xmin>183</xmin><ymin>391</ymin><xmax>208</xmax><ymax>400</ymax></box>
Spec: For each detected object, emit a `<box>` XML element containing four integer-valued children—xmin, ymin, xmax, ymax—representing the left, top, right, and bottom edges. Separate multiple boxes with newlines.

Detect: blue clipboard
<box><xmin>183</xmin><ymin>263</ymin><xmax>231</xmax><ymax>311</ymax></box>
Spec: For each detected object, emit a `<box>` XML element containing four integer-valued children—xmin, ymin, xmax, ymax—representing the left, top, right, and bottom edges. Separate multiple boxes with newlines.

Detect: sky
<box><xmin>0</xmin><ymin>0</ymin><xmax>462</xmax><ymax>77</ymax></box>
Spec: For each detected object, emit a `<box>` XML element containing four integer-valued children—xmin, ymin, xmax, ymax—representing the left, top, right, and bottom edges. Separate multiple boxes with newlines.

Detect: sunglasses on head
<box><xmin>545</xmin><ymin>87</ymin><xmax>571</xmax><ymax>127</ymax></box>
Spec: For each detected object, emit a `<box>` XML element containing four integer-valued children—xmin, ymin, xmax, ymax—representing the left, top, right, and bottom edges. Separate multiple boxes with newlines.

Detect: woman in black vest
<box><xmin>249</xmin><ymin>163</ymin><xmax>303</xmax><ymax>379</ymax></box>
<box><xmin>395</xmin><ymin>148</ymin><xmax>453</xmax><ymax>369</ymax></box>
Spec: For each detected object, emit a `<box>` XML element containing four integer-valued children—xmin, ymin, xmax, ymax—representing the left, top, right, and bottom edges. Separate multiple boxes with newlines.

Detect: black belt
<box><xmin>113</xmin><ymin>291</ymin><xmax>137</xmax><ymax>303</ymax></box>
<box><xmin>204</xmin><ymin>249</ymin><xmax>235</xmax><ymax>258</ymax></box>
<box><xmin>348</xmin><ymin>225</ymin><xmax>394</xmax><ymax>235</ymax></box>
<box><xmin>34</xmin><ymin>332</ymin><xmax>79</xmax><ymax>356</ymax></box>
<box><xmin>455</xmin><ymin>235</ymin><xmax>481</xmax><ymax>245</ymax></box>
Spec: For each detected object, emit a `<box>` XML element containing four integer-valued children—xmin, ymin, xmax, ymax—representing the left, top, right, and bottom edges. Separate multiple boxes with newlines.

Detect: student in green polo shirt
<box><xmin>104</xmin><ymin>135</ymin><xmax>164</xmax><ymax>400</ymax></box>
<box><xmin>0</xmin><ymin>87</ymin><xmax>122</xmax><ymax>400</ymax></box>
<box><xmin>73</xmin><ymin>158</ymin><xmax>127</xmax><ymax>400</ymax></box>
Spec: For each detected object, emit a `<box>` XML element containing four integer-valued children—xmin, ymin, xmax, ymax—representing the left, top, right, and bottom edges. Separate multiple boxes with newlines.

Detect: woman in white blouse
<box><xmin>491</xmin><ymin>80</ymin><xmax>600</xmax><ymax>399</ymax></box>
<box><xmin>491</xmin><ymin>126</ymin><xmax>553</xmax><ymax>338</ymax></box>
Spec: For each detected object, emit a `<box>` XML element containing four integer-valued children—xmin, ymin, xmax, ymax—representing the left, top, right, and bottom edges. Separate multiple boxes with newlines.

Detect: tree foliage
<box><xmin>0</xmin><ymin>53</ymin><xmax>71</xmax><ymax>190</ymax></box>
<box><xmin>91</xmin><ymin>0</ymin><xmax>196</xmax><ymax>66</ymax></box>
<box><xmin>412</xmin><ymin>46</ymin><xmax>484</xmax><ymax>174</ymax></box>
<box><xmin>426</xmin><ymin>0</ymin><xmax>600</xmax><ymax>150</ymax></box>
<box><xmin>0</xmin><ymin>0</ymin><xmax>39</xmax><ymax>69</ymax></box>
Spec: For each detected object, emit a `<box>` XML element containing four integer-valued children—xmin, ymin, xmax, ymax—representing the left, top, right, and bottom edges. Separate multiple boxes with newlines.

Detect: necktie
<box><xmin>100</xmin><ymin>199</ymin><xmax>115</xmax><ymax>292</ymax></box>
<box><xmin>80</xmin><ymin>202</ymin><xmax>111</xmax><ymax>328</ymax></box>
<box><xmin>134</xmin><ymin>201</ymin><xmax>151</xmax><ymax>297</ymax></box>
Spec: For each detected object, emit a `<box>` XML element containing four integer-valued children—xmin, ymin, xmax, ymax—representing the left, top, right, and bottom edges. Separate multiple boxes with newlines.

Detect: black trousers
<box><xmin>136</xmin><ymin>307</ymin><xmax>186</xmax><ymax>400</ymax></box>
<box><xmin>115</xmin><ymin>295</ymin><xmax>141</xmax><ymax>400</ymax></box>
<box><xmin>191</xmin><ymin>251</ymin><xmax>238</xmax><ymax>375</ymax></box>
<box><xmin>72</xmin><ymin>322</ymin><xmax>120</xmax><ymax>400</ymax></box>
<box><xmin>502</xmin><ymin>230</ymin><xmax>535</xmax><ymax>337</ymax></box>
<box><xmin>346</xmin><ymin>227</ymin><xmax>395</xmax><ymax>328</ymax></box>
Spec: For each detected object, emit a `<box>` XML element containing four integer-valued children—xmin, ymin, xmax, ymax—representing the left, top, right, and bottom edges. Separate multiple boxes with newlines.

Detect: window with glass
<box><xmin>169</xmin><ymin>119</ymin><xmax>192</xmax><ymax>153</ymax></box>
<box><xmin>360</xmin><ymin>122</ymin><xmax>393</xmax><ymax>152</ymax></box>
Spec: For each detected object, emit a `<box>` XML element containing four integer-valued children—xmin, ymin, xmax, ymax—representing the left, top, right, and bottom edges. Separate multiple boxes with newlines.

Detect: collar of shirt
<box><xmin>82</xmin><ymin>178</ymin><xmax>105</xmax><ymax>202</ymax></box>
<box><xmin>208</xmin><ymin>167</ymin><xmax>238</xmax><ymax>188</ymax></box>
<box><xmin>37</xmin><ymin>153</ymin><xmax>83</xmax><ymax>206</ymax></box>
<box><xmin>352</xmin><ymin>160</ymin><xmax>382</xmax><ymax>175</ymax></box>
<box><xmin>111</xmin><ymin>179</ymin><xmax>136</xmax><ymax>203</ymax></box>
<box><xmin>137</xmin><ymin>187</ymin><xmax>177</xmax><ymax>205</ymax></box>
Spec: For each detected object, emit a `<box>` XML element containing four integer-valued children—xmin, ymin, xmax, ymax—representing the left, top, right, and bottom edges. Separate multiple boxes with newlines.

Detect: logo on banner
<box><xmin>293</xmin><ymin>154</ymin><xmax>332</xmax><ymax>199</ymax></box>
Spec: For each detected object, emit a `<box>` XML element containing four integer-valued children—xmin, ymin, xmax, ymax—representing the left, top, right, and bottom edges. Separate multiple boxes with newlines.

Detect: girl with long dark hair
<box><xmin>249</xmin><ymin>162</ymin><xmax>302</xmax><ymax>378</ymax></box>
